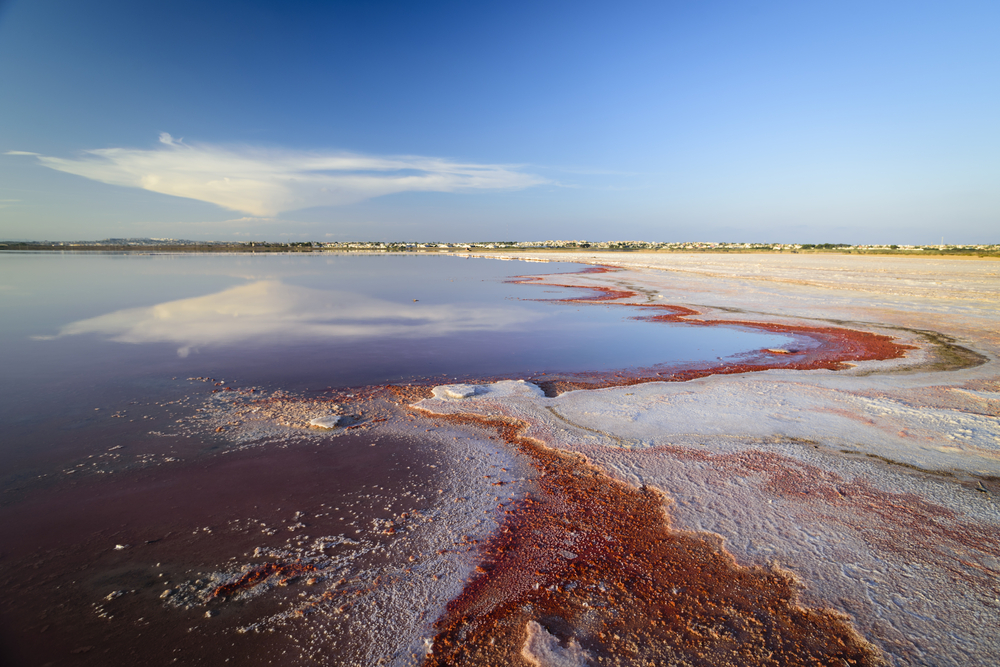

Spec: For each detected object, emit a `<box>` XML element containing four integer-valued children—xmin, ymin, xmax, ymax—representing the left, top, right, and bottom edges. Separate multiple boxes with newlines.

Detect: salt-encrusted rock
<box><xmin>521</xmin><ymin>620</ymin><xmax>592</xmax><ymax>667</ymax></box>
<box><xmin>309</xmin><ymin>415</ymin><xmax>341</xmax><ymax>429</ymax></box>
<box><xmin>430</xmin><ymin>380</ymin><xmax>544</xmax><ymax>402</ymax></box>
<box><xmin>440</xmin><ymin>384</ymin><xmax>480</xmax><ymax>399</ymax></box>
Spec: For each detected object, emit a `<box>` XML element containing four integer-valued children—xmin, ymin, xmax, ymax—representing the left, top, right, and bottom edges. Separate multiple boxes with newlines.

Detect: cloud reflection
<box><xmin>40</xmin><ymin>281</ymin><xmax>543</xmax><ymax>357</ymax></box>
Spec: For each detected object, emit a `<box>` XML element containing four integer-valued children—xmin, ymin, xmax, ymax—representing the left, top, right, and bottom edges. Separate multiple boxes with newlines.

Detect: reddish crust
<box><xmin>421</xmin><ymin>415</ymin><xmax>885</xmax><ymax>666</ymax></box>
<box><xmin>509</xmin><ymin>266</ymin><xmax>914</xmax><ymax>395</ymax></box>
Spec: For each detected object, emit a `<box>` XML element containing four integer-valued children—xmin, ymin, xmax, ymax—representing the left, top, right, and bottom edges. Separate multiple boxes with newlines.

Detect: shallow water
<box><xmin>0</xmin><ymin>252</ymin><xmax>790</xmax><ymax>479</ymax></box>
<box><xmin>0</xmin><ymin>251</ymin><xmax>794</xmax><ymax>665</ymax></box>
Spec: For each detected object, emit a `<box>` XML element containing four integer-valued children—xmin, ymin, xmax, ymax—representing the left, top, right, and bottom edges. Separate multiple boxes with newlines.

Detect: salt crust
<box><xmin>422</xmin><ymin>253</ymin><xmax>1000</xmax><ymax>667</ymax></box>
<box><xmin>551</xmin><ymin>372</ymin><xmax>1000</xmax><ymax>475</ymax></box>
<box><xmin>184</xmin><ymin>390</ymin><xmax>535</xmax><ymax>666</ymax></box>
<box><xmin>323</xmin><ymin>426</ymin><xmax>532</xmax><ymax>666</ymax></box>
<box><xmin>433</xmin><ymin>380</ymin><xmax>545</xmax><ymax>401</ymax></box>
<box><xmin>521</xmin><ymin>620</ymin><xmax>593</xmax><ymax>667</ymax></box>
<box><xmin>184</xmin><ymin>254</ymin><xmax>998</xmax><ymax>666</ymax></box>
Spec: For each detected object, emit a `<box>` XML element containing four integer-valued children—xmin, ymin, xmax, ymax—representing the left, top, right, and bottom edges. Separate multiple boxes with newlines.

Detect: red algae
<box><xmin>421</xmin><ymin>414</ymin><xmax>885</xmax><ymax>667</ymax></box>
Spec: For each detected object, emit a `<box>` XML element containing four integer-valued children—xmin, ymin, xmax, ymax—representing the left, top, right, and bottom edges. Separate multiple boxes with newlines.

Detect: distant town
<box><xmin>1</xmin><ymin>238</ymin><xmax>998</xmax><ymax>256</ymax></box>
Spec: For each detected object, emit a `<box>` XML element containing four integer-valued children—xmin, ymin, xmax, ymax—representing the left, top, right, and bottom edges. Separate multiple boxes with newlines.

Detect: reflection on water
<box><xmin>40</xmin><ymin>279</ymin><xmax>544</xmax><ymax>357</ymax></box>
<box><xmin>0</xmin><ymin>252</ymin><xmax>797</xmax><ymax>666</ymax></box>
<box><xmin>0</xmin><ymin>252</ymin><xmax>792</xmax><ymax>473</ymax></box>
<box><xmin>0</xmin><ymin>252</ymin><xmax>796</xmax><ymax>452</ymax></box>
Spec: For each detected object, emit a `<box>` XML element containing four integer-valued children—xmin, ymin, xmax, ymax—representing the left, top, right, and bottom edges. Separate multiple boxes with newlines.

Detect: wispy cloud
<box><xmin>7</xmin><ymin>134</ymin><xmax>547</xmax><ymax>216</ymax></box>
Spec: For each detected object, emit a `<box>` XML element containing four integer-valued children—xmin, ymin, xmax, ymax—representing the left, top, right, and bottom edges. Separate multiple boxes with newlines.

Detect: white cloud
<box><xmin>7</xmin><ymin>136</ymin><xmax>546</xmax><ymax>216</ymax></box>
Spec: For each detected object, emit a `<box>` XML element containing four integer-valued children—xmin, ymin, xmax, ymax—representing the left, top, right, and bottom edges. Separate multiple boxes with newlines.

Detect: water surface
<box><xmin>0</xmin><ymin>251</ymin><xmax>794</xmax><ymax>666</ymax></box>
<box><xmin>1</xmin><ymin>252</ymin><xmax>790</xmax><ymax>477</ymax></box>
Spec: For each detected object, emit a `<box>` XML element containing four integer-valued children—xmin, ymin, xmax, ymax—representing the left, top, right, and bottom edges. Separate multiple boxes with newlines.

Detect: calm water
<box><xmin>0</xmin><ymin>252</ymin><xmax>790</xmax><ymax>475</ymax></box>
<box><xmin>0</xmin><ymin>252</ymin><xmax>793</xmax><ymax>666</ymax></box>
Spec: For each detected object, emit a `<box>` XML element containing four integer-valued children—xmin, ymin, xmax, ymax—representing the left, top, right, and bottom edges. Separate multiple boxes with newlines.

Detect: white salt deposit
<box><xmin>437</xmin><ymin>384</ymin><xmax>479</xmax><ymax>399</ymax></box>
<box><xmin>522</xmin><ymin>620</ymin><xmax>593</xmax><ymax>667</ymax></box>
<box><xmin>308</xmin><ymin>415</ymin><xmax>341</xmax><ymax>428</ymax></box>
<box><xmin>186</xmin><ymin>386</ymin><xmax>535</xmax><ymax>665</ymax></box>
<box><xmin>548</xmin><ymin>372</ymin><xmax>1000</xmax><ymax>475</ymax></box>
<box><xmin>432</xmin><ymin>380</ymin><xmax>545</xmax><ymax>401</ymax></box>
<box><xmin>420</xmin><ymin>252</ymin><xmax>1000</xmax><ymax>667</ymax></box>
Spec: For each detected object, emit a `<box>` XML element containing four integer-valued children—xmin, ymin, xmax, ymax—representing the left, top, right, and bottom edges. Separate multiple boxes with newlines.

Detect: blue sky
<box><xmin>1</xmin><ymin>0</ymin><xmax>997</xmax><ymax>243</ymax></box>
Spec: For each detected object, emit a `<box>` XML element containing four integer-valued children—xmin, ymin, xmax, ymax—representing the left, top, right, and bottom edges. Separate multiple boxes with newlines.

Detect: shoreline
<box><xmin>190</xmin><ymin>254</ymin><xmax>997</xmax><ymax>665</ymax></box>
<box><xmin>2</xmin><ymin>245</ymin><xmax>998</xmax><ymax>258</ymax></box>
<box><xmin>406</xmin><ymin>253</ymin><xmax>999</xmax><ymax>666</ymax></box>
<box><xmin>2</xmin><ymin>252</ymin><xmax>997</xmax><ymax>665</ymax></box>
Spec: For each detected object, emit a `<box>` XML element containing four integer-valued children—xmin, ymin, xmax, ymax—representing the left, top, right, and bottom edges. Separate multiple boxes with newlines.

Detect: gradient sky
<box><xmin>1</xmin><ymin>0</ymin><xmax>997</xmax><ymax>243</ymax></box>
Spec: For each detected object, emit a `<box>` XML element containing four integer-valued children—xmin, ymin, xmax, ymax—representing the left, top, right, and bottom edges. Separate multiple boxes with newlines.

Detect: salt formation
<box><xmin>308</xmin><ymin>415</ymin><xmax>341</xmax><ymax>428</ymax></box>
<box><xmin>422</xmin><ymin>252</ymin><xmax>1000</xmax><ymax>666</ymax></box>
<box><xmin>438</xmin><ymin>384</ymin><xmax>480</xmax><ymax>399</ymax></box>
<box><xmin>170</xmin><ymin>253</ymin><xmax>996</xmax><ymax>666</ymax></box>
<box><xmin>433</xmin><ymin>380</ymin><xmax>544</xmax><ymax>401</ymax></box>
<box><xmin>181</xmin><ymin>384</ymin><xmax>535</xmax><ymax>665</ymax></box>
<box><xmin>521</xmin><ymin>621</ymin><xmax>592</xmax><ymax>667</ymax></box>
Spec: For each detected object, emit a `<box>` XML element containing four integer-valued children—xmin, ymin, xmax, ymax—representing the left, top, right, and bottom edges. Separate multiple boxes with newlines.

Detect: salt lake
<box><xmin>0</xmin><ymin>251</ymin><xmax>794</xmax><ymax>666</ymax></box>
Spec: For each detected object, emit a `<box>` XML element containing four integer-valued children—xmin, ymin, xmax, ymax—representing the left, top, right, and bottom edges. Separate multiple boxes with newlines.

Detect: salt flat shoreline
<box><xmin>191</xmin><ymin>252</ymin><xmax>998</xmax><ymax>665</ymax></box>
<box><xmin>4</xmin><ymin>251</ymin><xmax>995</xmax><ymax>666</ymax></box>
<box><xmin>410</xmin><ymin>252</ymin><xmax>998</xmax><ymax>665</ymax></box>
<box><xmin>3</xmin><ymin>244</ymin><xmax>998</xmax><ymax>259</ymax></box>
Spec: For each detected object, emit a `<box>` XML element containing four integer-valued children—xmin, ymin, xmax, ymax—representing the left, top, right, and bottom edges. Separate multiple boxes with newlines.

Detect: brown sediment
<box><xmin>421</xmin><ymin>414</ymin><xmax>885</xmax><ymax>666</ymax></box>
<box><xmin>509</xmin><ymin>268</ymin><xmax>915</xmax><ymax>396</ymax></box>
